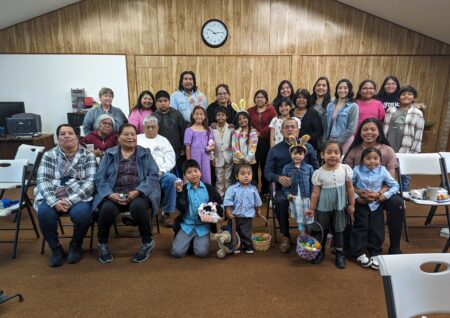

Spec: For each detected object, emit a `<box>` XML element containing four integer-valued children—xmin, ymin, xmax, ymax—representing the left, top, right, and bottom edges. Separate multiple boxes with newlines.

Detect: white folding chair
<box><xmin>0</xmin><ymin>159</ymin><xmax>30</xmax><ymax>258</ymax></box>
<box><xmin>378</xmin><ymin>253</ymin><xmax>450</xmax><ymax>318</ymax></box>
<box><xmin>396</xmin><ymin>153</ymin><xmax>450</xmax><ymax>242</ymax></box>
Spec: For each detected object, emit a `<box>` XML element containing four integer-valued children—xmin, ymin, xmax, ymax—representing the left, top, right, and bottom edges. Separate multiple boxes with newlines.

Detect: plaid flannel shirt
<box><xmin>383</xmin><ymin>105</ymin><xmax>424</xmax><ymax>154</ymax></box>
<box><xmin>34</xmin><ymin>145</ymin><xmax>97</xmax><ymax>210</ymax></box>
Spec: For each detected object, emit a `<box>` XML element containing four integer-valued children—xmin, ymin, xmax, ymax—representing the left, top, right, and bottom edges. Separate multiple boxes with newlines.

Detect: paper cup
<box><xmin>427</xmin><ymin>187</ymin><xmax>440</xmax><ymax>201</ymax></box>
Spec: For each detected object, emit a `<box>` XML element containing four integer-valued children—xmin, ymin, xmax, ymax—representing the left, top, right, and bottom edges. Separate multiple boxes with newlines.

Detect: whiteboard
<box><xmin>0</xmin><ymin>54</ymin><xmax>129</xmax><ymax>137</ymax></box>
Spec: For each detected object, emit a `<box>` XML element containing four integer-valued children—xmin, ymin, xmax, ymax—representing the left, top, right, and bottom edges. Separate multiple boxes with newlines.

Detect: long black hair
<box><xmin>311</xmin><ymin>76</ymin><xmax>331</xmax><ymax>109</ymax></box>
<box><xmin>333</xmin><ymin>79</ymin><xmax>354</xmax><ymax>102</ymax></box>
<box><xmin>344</xmin><ymin>117</ymin><xmax>390</xmax><ymax>160</ymax></box>
<box><xmin>130</xmin><ymin>90</ymin><xmax>156</xmax><ymax>114</ymax></box>
<box><xmin>377</xmin><ymin>76</ymin><xmax>400</xmax><ymax>103</ymax></box>
<box><xmin>293</xmin><ymin>88</ymin><xmax>312</xmax><ymax>109</ymax></box>
<box><xmin>178</xmin><ymin>71</ymin><xmax>198</xmax><ymax>92</ymax></box>
<box><xmin>273</xmin><ymin>80</ymin><xmax>294</xmax><ymax>107</ymax></box>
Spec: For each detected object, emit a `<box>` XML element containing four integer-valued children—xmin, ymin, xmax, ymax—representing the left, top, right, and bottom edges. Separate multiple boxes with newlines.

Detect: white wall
<box><xmin>0</xmin><ymin>54</ymin><xmax>129</xmax><ymax>137</ymax></box>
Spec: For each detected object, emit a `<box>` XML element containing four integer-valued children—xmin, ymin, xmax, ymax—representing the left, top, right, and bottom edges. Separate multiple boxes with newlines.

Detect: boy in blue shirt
<box><xmin>223</xmin><ymin>164</ymin><xmax>262</xmax><ymax>254</ymax></box>
<box><xmin>172</xmin><ymin>160</ymin><xmax>223</xmax><ymax>258</ymax></box>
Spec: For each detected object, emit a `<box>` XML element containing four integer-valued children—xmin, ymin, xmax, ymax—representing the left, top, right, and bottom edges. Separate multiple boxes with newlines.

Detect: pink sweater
<box><xmin>356</xmin><ymin>99</ymin><xmax>385</xmax><ymax>129</ymax></box>
<box><xmin>128</xmin><ymin>109</ymin><xmax>152</xmax><ymax>134</ymax></box>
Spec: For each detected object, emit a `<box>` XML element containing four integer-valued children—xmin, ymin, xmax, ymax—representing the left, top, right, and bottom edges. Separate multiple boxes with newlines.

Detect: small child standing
<box><xmin>232</xmin><ymin>111</ymin><xmax>258</xmax><ymax>165</ymax></box>
<box><xmin>281</xmin><ymin>137</ymin><xmax>314</xmax><ymax>234</ymax></box>
<box><xmin>212</xmin><ymin>106</ymin><xmax>235</xmax><ymax>197</ymax></box>
<box><xmin>307</xmin><ymin>141</ymin><xmax>355</xmax><ymax>269</ymax></box>
<box><xmin>351</xmin><ymin>147</ymin><xmax>399</xmax><ymax>270</ymax></box>
<box><xmin>383</xmin><ymin>85</ymin><xmax>424</xmax><ymax>191</ymax></box>
<box><xmin>172</xmin><ymin>160</ymin><xmax>223</xmax><ymax>258</ymax></box>
<box><xmin>223</xmin><ymin>164</ymin><xmax>262</xmax><ymax>254</ymax></box>
<box><xmin>184</xmin><ymin>106</ymin><xmax>215</xmax><ymax>184</ymax></box>
<box><xmin>269</xmin><ymin>97</ymin><xmax>298</xmax><ymax>147</ymax></box>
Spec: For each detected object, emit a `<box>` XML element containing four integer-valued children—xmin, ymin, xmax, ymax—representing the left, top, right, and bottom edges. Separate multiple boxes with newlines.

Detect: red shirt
<box><xmin>80</xmin><ymin>130</ymin><xmax>118</xmax><ymax>152</ymax></box>
<box><xmin>248</xmin><ymin>105</ymin><xmax>277</xmax><ymax>141</ymax></box>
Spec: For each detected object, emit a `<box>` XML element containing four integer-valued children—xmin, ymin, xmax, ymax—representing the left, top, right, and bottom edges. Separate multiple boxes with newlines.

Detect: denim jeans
<box><xmin>160</xmin><ymin>172</ymin><xmax>177</xmax><ymax>213</ymax></box>
<box><xmin>38</xmin><ymin>201</ymin><xmax>92</xmax><ymax>249</ymax></box>
<box><xmin>401</xmin><ymin>175</ymin><xmax>412</xmax><ymax>191</ymax></box>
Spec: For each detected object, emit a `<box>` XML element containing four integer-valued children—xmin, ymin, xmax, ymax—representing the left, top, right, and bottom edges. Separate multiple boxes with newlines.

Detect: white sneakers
<box><xmin>356</xmin><ymin>254</ymin><xmax>379</xmax><ymax>270</ymax></box>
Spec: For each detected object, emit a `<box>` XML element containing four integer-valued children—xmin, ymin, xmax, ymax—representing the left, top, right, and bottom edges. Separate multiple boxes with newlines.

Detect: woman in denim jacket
<box><xmin>323</xmin><ymin>79</ymin><xmax>359</xmax><ymax>154</ymax></box>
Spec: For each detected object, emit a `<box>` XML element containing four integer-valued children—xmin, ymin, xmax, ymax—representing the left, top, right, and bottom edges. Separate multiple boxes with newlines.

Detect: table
<box><xmin>0</xmin><ymin>134</ymin><xmax>55</xmax><ymax>159</ymax></box>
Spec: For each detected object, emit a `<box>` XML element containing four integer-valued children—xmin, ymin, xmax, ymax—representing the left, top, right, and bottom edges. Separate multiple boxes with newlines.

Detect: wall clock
<box><xmin>201</xmin><ymin>19</ymin><xmax>228</xmax><ymax>48</ymax></box>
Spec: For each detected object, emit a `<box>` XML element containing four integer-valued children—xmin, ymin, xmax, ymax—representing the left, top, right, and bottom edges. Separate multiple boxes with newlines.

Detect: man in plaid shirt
<box><xmin>35</xmin><ymin>124</ymin><xmax>97</xmax><ymax>267</ymax></box>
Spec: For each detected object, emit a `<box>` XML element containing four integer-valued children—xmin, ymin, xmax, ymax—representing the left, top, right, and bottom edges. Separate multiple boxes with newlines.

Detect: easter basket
<box><xmin>296</xmin><ymin>221</ymin><xmax>323</xmax><ymax>261</ymax></box>
<box><xmin>251</xmin><ymin>216</ymin><xmax>271</xmax><ymax>252</ymax></box>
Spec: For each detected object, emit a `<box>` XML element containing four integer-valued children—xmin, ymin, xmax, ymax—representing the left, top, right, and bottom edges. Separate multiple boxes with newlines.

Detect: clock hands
<box><xmin>207</xmin><ymin>28</ymin><xmax>224</xmax><ymax>35</ymax></box>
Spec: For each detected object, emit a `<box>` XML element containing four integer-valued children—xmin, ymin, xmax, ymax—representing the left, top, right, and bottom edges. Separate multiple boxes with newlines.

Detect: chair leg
<box><xmin>40</xmin><ymin>238</ymin><xmax>46</xmax><ymax>254</ymax></box>
<box><xmin>113</xmin><ymin>222</ymin><xmax>119</xmax><ymax>235</ymax></box>
<box><xmin>12</xmin><ymin>201</ymin><xmax>24</xmax><ymax>259</ymax></box>
<box><xmin>434</xmin><ymin>237</ymin><xmax>450</xmax><ymax>272</ymax></box>
<box><xmin>155</xmin><ymin>214</ymin><xmax>160</xmax><ymax>234</ymax></box>
<box><xmin>25</xmin><ymin>201</ymin><xmax>40</xmax><ymax>239</ymax></box>
<box><xmin>58</xmin><ymin>218</ymin><xmax>65</xmax><ymax>235</ymax></box>
<box><xmin>402</xmin><ymin>202</ymin><xmax>409</xmax><ymax>242</ymax></box>
<box><xmin>271</xmin><ymin>203</ymin><xmax>278</xmax><ymax>243</ymax></box>
<box><xmin>445</xmin><ymin>206</ymin><xmax>450</xmax><ymax>229</ymax></box>
<box><xmin>424</xmin><ymin>206</ymin><xmax>437</xmax><ymax>226</ymax></box>
<box><xmin>89</xmin><ymin>222</ymin><xmax>95</xmax><ymax>254</ymax></box>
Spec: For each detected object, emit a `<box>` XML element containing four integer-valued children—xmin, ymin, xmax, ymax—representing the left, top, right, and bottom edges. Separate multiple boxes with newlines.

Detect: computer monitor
<box><xmin>0</xmin><ymin>102</ymin><xmax>25</xmax><ymax>133</ymax></box>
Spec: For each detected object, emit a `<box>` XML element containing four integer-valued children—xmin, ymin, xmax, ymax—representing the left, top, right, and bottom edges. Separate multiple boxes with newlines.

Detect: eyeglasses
<box><xmin>217</xmin><ymin>92</ymin><xmax>228</xmax><ymax>96</ymax></box>
<box><xmin>100</xmin><ymin>121</ymin><xmax>113</xmax><ymax>126</ymax></box>
<box><xmin>283</xmin><ymin>125</ymin><xmax>297</xmax><ymax>129</ymax></box>
<box><xmin>361</xmin><ymin>87</ymin><xmax>375</xmax><ymax>91</ymax></box>
<box><xmin>384</xmin><ymin>83</ymin><xmax>397</xmax><ymax>87</ymax></box>
<box><xmin>145</xmin><ymin>125</ymin><xmax>157</xmax><ymax>130</ymax></box>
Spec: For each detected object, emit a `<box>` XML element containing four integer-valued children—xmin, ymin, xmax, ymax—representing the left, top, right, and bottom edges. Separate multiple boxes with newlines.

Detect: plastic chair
<box><xmin>0</xmin><ymin>159</ymin><xmax>35</xmax><ymax>258</ymax></box>
<box><xmin>378</xmin><ymin>253</ymin><xmax>450</xmax><ymax>318</ymax></box>
<box><xmin>396</xmin><ymin>153</ymin><xmax>450</xmax><ymax>242</ymax></box>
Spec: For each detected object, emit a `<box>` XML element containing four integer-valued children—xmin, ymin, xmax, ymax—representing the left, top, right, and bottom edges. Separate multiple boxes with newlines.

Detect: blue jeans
<box><xmin>401</xmin><ymin>175</ymin><xmax>411</xmax><ymax>191</ymax></box>
<box><xmin>160</xmin><ymin>172</ymin><xmax>177</xmax><ymax>213</ymax></box>
<box><xmin>38</xmin><ymin>201</ymin><xmax>92</xmax><ymax>249</ymax></box>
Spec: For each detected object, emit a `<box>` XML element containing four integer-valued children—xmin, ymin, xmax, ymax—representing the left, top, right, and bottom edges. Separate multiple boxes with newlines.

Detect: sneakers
<box><xmin>356</xmin><ymin>253</ymin><xmax>373</xmax><ymax>268</ymax></box>
<box><xmin>244</xmin><ymin>246</ymin><xmax>254</xmax><ymax>254</ymax></box>
<box><xmin>132</xmin><ymin>240</ymin><xmax>155</xmax><ymax>263</ymax></box>
<box><xmin>370</xmin><ymin>256</ymin><xmax>379</xmax><ymax>270</ymax></box>
<box><xmin>67</xmin><ymin>240</ymin><xmax>83</xmax><ymax>264</ymax></box>
<box><xmin>97</xmin><ymin>242</ymin><xmax>113</xmax><ymax>264</ymax></box>
<box><xmin>49</xmin><ymin>245</ymin><xmax>65</xmax><ymax>267</ymax></box>
<box><xmin>279</xmin><ymin>236</ymin><xmax>291</xmax><ymax>253</ymax></box>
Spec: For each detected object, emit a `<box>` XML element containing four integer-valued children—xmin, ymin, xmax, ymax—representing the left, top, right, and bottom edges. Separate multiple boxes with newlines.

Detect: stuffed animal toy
<box><xmin>213</xmin><ymin>221</ymin><xmax>241</xmax><ymax>259</ymax></box>
<box><xmin>198</xmin><ymin>202</ymin><xmax>221</xmax><ymax>223</ymax></box>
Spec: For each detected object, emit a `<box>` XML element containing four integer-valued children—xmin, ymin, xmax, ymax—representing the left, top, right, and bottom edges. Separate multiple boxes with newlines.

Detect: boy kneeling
<box><xmin>172</xmin><ymin>160</ymin><xmax>223</xmax><ymax>258</ymax></box>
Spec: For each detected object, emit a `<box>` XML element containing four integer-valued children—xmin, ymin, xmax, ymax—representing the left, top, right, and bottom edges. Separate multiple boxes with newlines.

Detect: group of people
<box><xmin>34</xmin><ymin>71</ymin><xmax>424</xmax><ymax>270</ymax></box>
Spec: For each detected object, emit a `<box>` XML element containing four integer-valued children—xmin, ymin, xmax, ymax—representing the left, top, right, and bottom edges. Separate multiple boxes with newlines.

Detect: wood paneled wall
<box><xmin>1</xmin><ymin>0</ymin><xmax>449</xmax><ymax>151</ymax></box>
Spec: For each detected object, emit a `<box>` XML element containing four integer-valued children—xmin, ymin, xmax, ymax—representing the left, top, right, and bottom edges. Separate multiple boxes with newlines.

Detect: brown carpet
<box><xmin>1</xmin><ymin>177</ymin><xmax>449</xmax><ymax>318</ymax></box>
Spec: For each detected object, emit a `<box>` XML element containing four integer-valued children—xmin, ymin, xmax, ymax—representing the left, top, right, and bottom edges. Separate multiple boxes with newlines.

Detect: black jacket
<box><xmin>174</xmin><ymin>182</ymin><xmax>223</xmax><ymax>234</ymax></box>
<box><xmin>292</xmin><ymin>108</ymin><xmax>323</xmax><ymax>149</ymax></box>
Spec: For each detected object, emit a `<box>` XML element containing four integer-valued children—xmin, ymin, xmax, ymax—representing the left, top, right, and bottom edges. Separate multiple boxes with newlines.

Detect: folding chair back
<box><xmin>439</xmin><ymin>152</ymin><xmax>450</xmax><ymax>188</ymax></box>
<box><xmin>0</xmin><ymin>159</ymin><xmax>28</xmax><ymax>184</ymax></box>
<box><xmin>396</xmin><ymin>153</ymin><xmax>442</xmax><ymax>176</ymax></box>
<box><xmin>14</xmin><ymin>145</ymin><xmax>45</xmax><ymax>184</ymax></box>
<box><xmin>378</xmin><ymin>253</ymin><xmax>450</xmax><ymax>318</ymax></box>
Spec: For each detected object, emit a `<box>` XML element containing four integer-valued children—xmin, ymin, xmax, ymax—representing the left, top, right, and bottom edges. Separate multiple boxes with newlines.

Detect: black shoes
<box><xmin>67</xmin><ymin>240</ymin><xmax>83</xmax><ymax>264</ymax></box>
<box><xmin>49</xmin><ymin>245</ymin><xmax>65</xmax><ymax>267</ymax></box>
<box><xmin>311</xmin><ymin>248</ymin><xmax>325</xmax><ymax>264</ymax></box>
<box><xmin>335</xmin><ymin>250</ymin><xmax>346</xmax><ymax>269</ymax></box>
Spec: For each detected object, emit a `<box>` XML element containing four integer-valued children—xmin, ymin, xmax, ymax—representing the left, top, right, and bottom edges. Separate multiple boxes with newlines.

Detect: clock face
<box><xmin>201</xmin><ymin>19</ymin><xmax>228</xmax><ymax>48</ymax></box>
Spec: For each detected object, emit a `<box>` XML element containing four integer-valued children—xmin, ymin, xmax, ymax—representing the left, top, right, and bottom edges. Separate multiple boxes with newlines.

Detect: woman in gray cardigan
<box><xmin>93</xmin><ymin>123</ymin><xmax>160</xmax><ymax>264</ymax></box>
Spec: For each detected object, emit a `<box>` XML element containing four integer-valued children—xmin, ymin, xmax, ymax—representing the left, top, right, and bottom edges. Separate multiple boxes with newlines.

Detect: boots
<box><xmin>49</xmin><ymin>245</ymin><xmax>65</xmax><ymax>267</ymax></box>
<box><xmin>335</xmin><ymin>249</ymin><xmax>346</xmax><ymax>269</ymax></box>
<box><xmin>311</xmin><ymin>246</ymin><xmax>325</xmax><ymax>264</ymax></box>
<box><xmin>67</xmin><ymin>239</ymin><xmax>83</xmax><ymax>264</ymax></box>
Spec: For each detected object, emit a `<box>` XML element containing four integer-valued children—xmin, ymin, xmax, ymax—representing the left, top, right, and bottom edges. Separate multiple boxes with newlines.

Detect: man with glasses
<box><xmin>81</xmin><ymin>114</ymin><xmax>118</xmax><ymax>158</ymax></box>
<box><xmin>264</xmin><ymin>118</ymin><xmax>319</xmax><ymax>253</ymax></box>
<box><xmin>137</xmin><ymin>115</ymin><xmax>177</xmax><ymax>227</ymax></box>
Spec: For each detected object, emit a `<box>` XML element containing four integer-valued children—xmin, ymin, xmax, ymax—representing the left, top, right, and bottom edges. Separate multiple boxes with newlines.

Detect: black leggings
<box><xmin>97</xmin><ymin>196</ymin><xmax>152</xmax><ymax>244</ymax></box>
